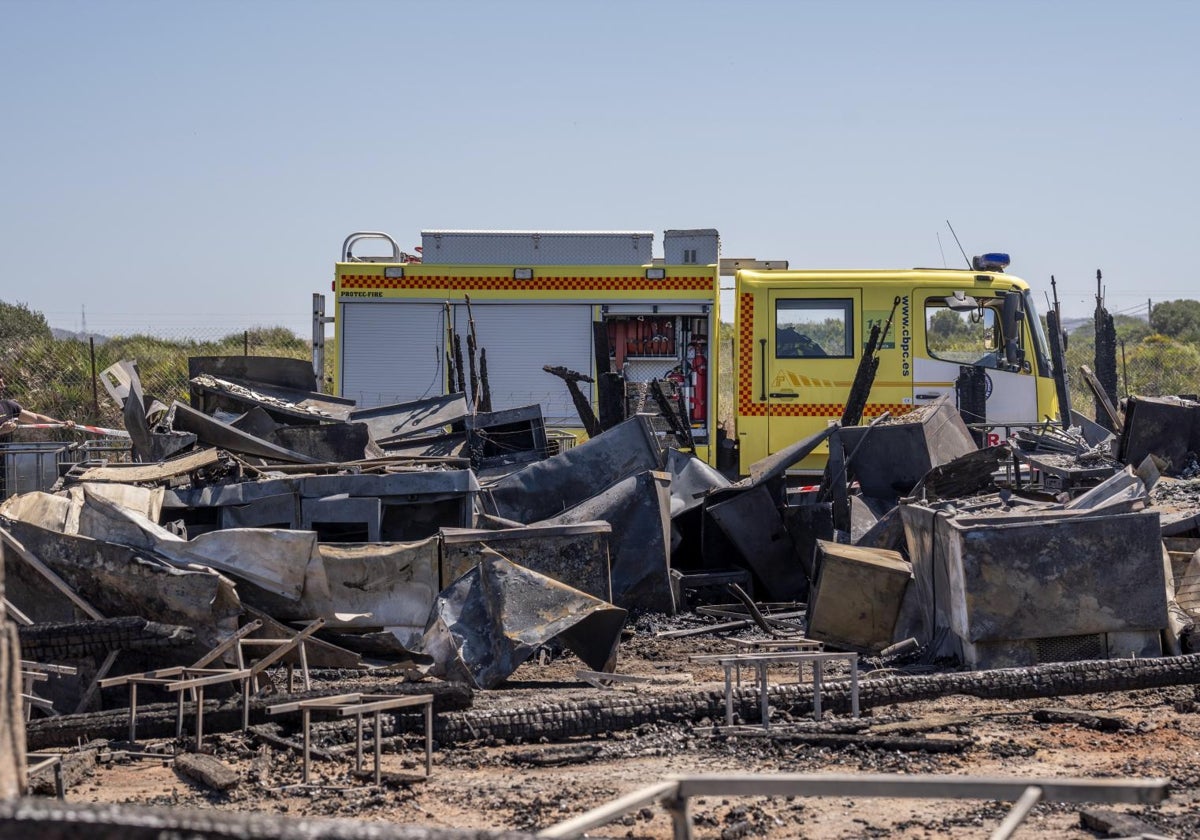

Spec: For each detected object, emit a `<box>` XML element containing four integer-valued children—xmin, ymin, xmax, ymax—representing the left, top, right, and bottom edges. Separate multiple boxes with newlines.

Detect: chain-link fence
<box><xmin>1062</xmin><ymin>329</ymin><xmax>1200</xmax><ymax>421</ymax></box>
<box><xmin>0</xmin><ymin>327</ymin><xmax>323</xmax><ymax>498</ymax></box>
<box><xmin>1</xmin><ymin>327</ymin><xmax>319</xmax><ymax>433</ymax></box>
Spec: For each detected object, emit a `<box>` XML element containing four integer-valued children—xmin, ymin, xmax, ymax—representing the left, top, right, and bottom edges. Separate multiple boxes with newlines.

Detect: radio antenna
<box><xmin>936</xmin><ymin>232</ymin><xmax>947</xmax><ymax>268</ymax></box>
<box><xmin>945</xmin><ymin>220</ymin><xmax>971</xmax><ymax>268</ymax></box>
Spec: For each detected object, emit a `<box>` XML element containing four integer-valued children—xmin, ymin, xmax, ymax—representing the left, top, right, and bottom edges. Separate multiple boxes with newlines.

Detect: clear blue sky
<box><xmin>2</xmin><ymin>0</ymin><xmax>1196</xmax><ymax>337</ymax></box>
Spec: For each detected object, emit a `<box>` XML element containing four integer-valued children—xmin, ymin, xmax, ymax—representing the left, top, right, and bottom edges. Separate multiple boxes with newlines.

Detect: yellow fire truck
<box><xmin>328</xmin><ymin>231</ymin><xmax>1059</xmax><ymax>475</ymax></box>
<box><xmin>733</xmin><ymin>259</ymin><xmax>1060</xmax><ymax>473</ymax></box>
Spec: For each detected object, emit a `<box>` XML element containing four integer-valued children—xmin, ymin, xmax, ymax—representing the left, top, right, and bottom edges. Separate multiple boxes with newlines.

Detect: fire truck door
<box><xmin>340</xmin><ymin>301</ymin><xmax>445</xmax><ymax>408</ymax></box>
<box><xmin>452</xmin><ymin>303</ymin><xmax>592</xmax><ymax>426</ymax></box>
<box><xmin>912</xmin><ymin>290</ymin><xmax>1038</xmax><ymax>425</ymax></box>
<box><xmin>765</xmin><ymin>289</ymin><xmax>862</xmax><ymax>462</ymax></box>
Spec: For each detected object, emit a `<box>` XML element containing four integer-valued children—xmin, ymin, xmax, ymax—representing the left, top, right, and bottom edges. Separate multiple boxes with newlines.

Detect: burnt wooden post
<box><xmin>543</xmin><ymin>365</ymin><xmax>602</xmax><ymax>439</ymax></box>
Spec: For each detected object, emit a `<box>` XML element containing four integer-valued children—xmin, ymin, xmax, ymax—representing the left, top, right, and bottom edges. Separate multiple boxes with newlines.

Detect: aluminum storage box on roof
<box><xmin>420</xmin><ymin>230</ymin><xmax>653</xmax><ymax>265</ymax></box>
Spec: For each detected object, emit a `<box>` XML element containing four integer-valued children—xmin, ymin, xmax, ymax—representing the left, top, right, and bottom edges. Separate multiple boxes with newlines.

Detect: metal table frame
<box><xmin>268</xmin><ymin>692</ymin><xmax>433</xmax><ymax>786</ymax></box>
<box><xmin>709</xmin><ymin>651</ymin><xmax>859</xmax><ymax>728</ymax></box>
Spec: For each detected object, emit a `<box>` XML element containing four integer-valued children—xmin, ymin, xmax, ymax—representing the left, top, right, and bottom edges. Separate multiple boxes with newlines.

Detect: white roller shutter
<box><xmin>454</xmin><ymin>304</ymin><xmax>592</xmax><ymax>426</ymax></box>
<box><xmin>340</xmin><ymin>302</ymin><xmax>445</xmax><ymax>408</ymax></box>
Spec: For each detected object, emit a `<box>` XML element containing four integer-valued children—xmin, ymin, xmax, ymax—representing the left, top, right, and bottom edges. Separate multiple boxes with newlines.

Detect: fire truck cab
<box><xmin>733</xmin><ymin>259</ymin><xmax>1060</xmax><ymax>474</ymax></box>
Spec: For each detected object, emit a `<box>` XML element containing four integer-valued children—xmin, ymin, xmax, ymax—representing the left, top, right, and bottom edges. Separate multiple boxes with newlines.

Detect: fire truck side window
<box><xmin>775</xmin><ymin>299</ymin><xmax>853</xmax><ymax>359</ymax></box>
<box><xmin>925</xmin><ymin>298</ymin><xmax>1000</xmax><ymax>367</ymax></box>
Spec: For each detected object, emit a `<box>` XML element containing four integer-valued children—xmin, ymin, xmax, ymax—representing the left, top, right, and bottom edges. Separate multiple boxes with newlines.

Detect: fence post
<box><xmin>88</xmin><ymin>337</ymin><xmax>100</xmax><ymax>423</ymax></box>
<box><xmin>244</xmin><ymin>331</ymin><xmax>249</xmax><ymax>356</ymax></box>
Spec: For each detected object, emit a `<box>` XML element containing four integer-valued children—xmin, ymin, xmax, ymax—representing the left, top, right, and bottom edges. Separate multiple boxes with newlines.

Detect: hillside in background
<box><xmin>50</xmin><ymin>327</ymin><xmax>108</xmax><ymax>344</ymax></box>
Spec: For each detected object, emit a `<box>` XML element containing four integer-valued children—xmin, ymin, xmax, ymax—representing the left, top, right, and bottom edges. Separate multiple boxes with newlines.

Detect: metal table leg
<box><xmin>302</xmin><ymin>707</ymin><xmax>311</xmax><ymax>784</ymax></box>
<box><xmin>128</xmin><ymin>683</ymin><xmax>138</xmax><ymax>743</ymax></box>
<box><xmin>355</xmin><ymin>712</ymin><xmax>364</xmax><ymax>773</ymax></box>
<box><xmin>759</xmin><ymin>663</ymin><xmax>770</xmax><ymax>730</ymax></box>
<box><xmin>424</xmin><ymin>700</ymin><xmax>433</xmax><ymax>777</ymax></box>
<box><xmin>724</xmin><ymin>665</ymin><xmax>734</xmax><ymax>726</ymax></box>
<box><xmin>850</xmin><ymin>659</ymin><xmax>860</xmax><ymax>718</ymax></box>
<box><xmin>373</xmin><ymin>712</ymin><xmax>382</xmax><ymax>786</ymax></box>
<box><xmin>812</xmin><ymin>661</ymin><xmax>823</xmax><ymax>721</ymax></box>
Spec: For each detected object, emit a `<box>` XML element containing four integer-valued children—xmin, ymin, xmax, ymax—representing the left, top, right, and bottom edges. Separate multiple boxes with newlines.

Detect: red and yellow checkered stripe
<box><xmin>737</xmin><ymin>291</ymin><xmax>912</xmax><ymax>419</ymax></box>
<box><xmin>763</xmin><ymin>402</ymin><xmax>914</xmax><ymax>417</ymax></box>
<box><xmin>340</xmin><ymin>274</ymin><xmax>714</xmax><ymax>292</ymax></box>
<box><xmin>737</xmin><ymin>292</ymin><xmax>758</xmax><ymax>414</ymax></box>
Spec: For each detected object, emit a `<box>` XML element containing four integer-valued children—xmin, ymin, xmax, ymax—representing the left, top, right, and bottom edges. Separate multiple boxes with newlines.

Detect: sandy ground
<box><xmin>44</xmin><ymin>625</ymin><xmax>1200</xmax><ymax>840</ymax></box>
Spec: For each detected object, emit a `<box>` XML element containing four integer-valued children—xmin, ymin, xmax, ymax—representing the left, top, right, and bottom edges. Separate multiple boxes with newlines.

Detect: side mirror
<box><xmin>1001</xmin><ymin>292</ymin><xmax>1026</xmax><ymax>368</ymax></box>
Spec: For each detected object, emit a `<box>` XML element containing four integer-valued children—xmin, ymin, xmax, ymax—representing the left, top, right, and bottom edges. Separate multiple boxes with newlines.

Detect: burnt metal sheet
<box><xmin>379</xmin><ymin>432</ymin><xmax>469</xmax><ymax>459</ymax></box>
<box><xmin>269</xmin><ymin>421</ymin><xmax>372</xmax><ymax>463</ymax></box>
<box><xmin>483</xmin><ymin>415</ymin><xmax>662</xmax><ymax>524</ymax></box>
<box><xmin>236</xmin><ymin>537</ymin><xmax>440</xmax><ymax>647</ymax></box>
<box><xmin>537</xmin><ymin>470</ymin><xmax>674</xmax><ymax>614</ymax></box>
<box><xmin>218</xmin><ymin>492</ymin><xmax>301</xmax><ymax>530</ymax></box>
<box><xmin>912</xmin><ymin>445</ymin><xmax>1010</xmax><ymax>503</ymax></box>
<box><xmin>297</xmin><ymin>470</ymin><xmax>479</xmax><ymax>499</ymax></box>
<box><xmin>164</xmin><ymin>475</ymin><xmax>301</xmax><ymax>509</ymax></box>
<box><xmin>189</xmin><ymin>374</ymin><xmax>354</xmax><ymax>424</ymax></box>
<box><xmin>188</xmin><ymin>356</ymin><xmax>318</xmax><ymax>393</ymax></box>
<box><xmin>162</xmin><ymin>470</ymin><xmax>478</xmax><ymax>540</ymax></box>
<box><xmin>950</xmin><ymin>509</ymin><xmax>1167</xmax><ymax>641</ymax></box>
<box><xmin>1071</xmin><ymin>408</ymin><xmax>1117</xmax><ymax>449</ymax></box>
<box><xmin>229</xmin><ymin>406</ymin><xmax>280</xmax><ymax>439</ymax></box>
<box><xmin>301</xmin><ymin>495</ymin><xmax>382</xmax><ymax>542</ymax></box>
<box><xmin>440</xmin><ymin>521</ymin><xmax>612</xmax><ymax>600</ymax></box>
<box><xmin>170</xmin><ymin>401</ymin><xmax>320</xmax><ymax>464</ymax></box>
<box><xmin>421</xmin><ymin>551</ymin><xmax>626</xmax><ymax>689</ymax></box>
<box><xmin>706</xmin><ymin>484</ymin><xmax>805</xmax><ymax>601</ymax></box>
<box><xmin>464</xmin><ymin>404</ymin><xmax>548</xmax><ymax>473</ymax></box>
<box><xmin>45</xmin><ymin>487</ymin><xmax>316</xmax><ymax>603</ymax></box>
<box><xmin>781</xmin><ymin>501</ymin><xmax>834</xmax><ymax>580</ymax></box>
<box><xmin>665</xmin><ymin>448</ymin><xmax>730</xmax><ymax>517</ymax></box>
<box><xmin>1119</xmin><ymin>395</ymin><xmax>1200</xmax><ymax>474</ymax></box>
<box><xmin>901</xmin><ymin>503</ymin><xmax>1168</xmax><ymax>665</ymax></box>
<box><xmin>358</xmin><ymin>393</ymin><xmax>469</xmax><ymax>445</ymax></box>
<box><xmin>807</xmin><ymin>540</ymin><xmax>911</xmax><ymax>653</ymax></box>
<box><xmin>853</xmin><ymin>504</ymin><xmax>906</xmax><ymax>552</ymax></box>
<box><xmin>1064</xmin><ymin>469</ymin><xmax>1148</xmax><ymax>512</ymax></box>
<box><xmin>119</xmin><ymin>360</ymin><xmax>154</xmax><ymax>460</ymax></box>
<box><xmin>744</xmin><ymin>426</ymin><xmax>837</xmax><ymax>487</ymax></box>
<box><xmin>101</xmin><ymin>360</ymin><xmax>196</xmax><ymax>462</ymax></box>
<box><xmin>1</xmin><ymin>518</ymin><xmax>240</xmax><ymax>649</ymax></box>
<box><xmin>839</xmin><ymin>397</ymin><xmax>978</xmax><ymax>501</ymax></box>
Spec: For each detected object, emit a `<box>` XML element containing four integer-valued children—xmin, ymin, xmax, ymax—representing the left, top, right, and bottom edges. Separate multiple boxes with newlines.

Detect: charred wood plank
<box><xmin>760</xmin><ymin>732</ymin><xmax>970</xmax><ymax>753</ymax></box>
<box><xmin>0</xmin><ymin>798</ymin><xmax>540</xmax><ymax>839</ymax></box>
<box><xmin>1031</xmin><ymin>707</ymin><xmax>1129</xmax><ymax>732</ymax></box>
<box><xmin>19</xmin><ymin>618</ymin><xmax>195</xmax><ymax>663</ymax></box>
<box><xmin>174</xmin><ymin>753</ymin><xmax>239</xmax><ymax>792</ymax></box>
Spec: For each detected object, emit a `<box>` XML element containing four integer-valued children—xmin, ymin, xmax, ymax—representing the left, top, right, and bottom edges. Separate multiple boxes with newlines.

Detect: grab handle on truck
<box><xmin>342</xmin><ymin>231</ymin><xmax>402</xmax><ymax>263</ymax></box>
<box><xmin>759</xmin><ymin>339</ymin><xmax>768</xmax><ymax>401</ymax></box>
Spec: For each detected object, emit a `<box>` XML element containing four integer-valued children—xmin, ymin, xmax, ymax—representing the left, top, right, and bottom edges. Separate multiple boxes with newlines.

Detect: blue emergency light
<box><xmin>972</xmin><ymin>253</ymin><xmax>1010</xmax><ymax>272</ymax></box>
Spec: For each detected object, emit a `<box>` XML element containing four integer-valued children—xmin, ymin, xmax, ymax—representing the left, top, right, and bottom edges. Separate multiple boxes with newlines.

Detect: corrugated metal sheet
<box><xmin>340</xmin><ymin>301</ymin><xmax>445</xmax><ymax>408</ymax></box>
<box><xmin>454</xmin><ymin>303</ymin><xmax>592</xmax><ymax>426</ymax></box>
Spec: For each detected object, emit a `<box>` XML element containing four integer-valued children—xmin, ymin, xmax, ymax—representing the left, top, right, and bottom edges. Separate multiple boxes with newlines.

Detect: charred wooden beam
<box><xmin>542</xmin><ymin>365</ymin><xmax>601</xmax><ymax>439</ymax></box>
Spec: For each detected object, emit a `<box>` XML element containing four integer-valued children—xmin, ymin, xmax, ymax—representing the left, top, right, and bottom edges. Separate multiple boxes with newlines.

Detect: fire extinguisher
<box><xmin>687</xmin><ymin>340</ymin><xmax>707</xmax><ymax>422</ymax></box>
